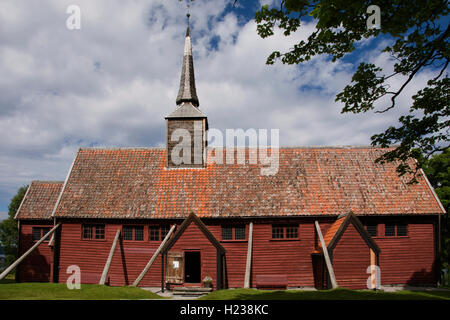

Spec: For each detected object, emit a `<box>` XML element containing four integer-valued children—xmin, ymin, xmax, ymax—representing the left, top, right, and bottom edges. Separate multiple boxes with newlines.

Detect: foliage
<box><xmin>203</xmin><ymin>276</ymin><xmax>213</xmax><ymax>283</ymax></box>
<box><xmin>0</xmin><ymin>185</ymin><xmax>28</xmax><ymax>267</ymax></box>
<box><xmin>422</xmin><ymin>148</ymin><xmax>450</xmax><ymax>270</ymax></box>
<box><xmin>199</xmin><ymin>287</ymin><xmax>450</xmax><ymax>300</ymax></box>
<box><xmin>255</xmin><ymin>0</ymin><xmax>449</xmax><ymax>179</ymax></box>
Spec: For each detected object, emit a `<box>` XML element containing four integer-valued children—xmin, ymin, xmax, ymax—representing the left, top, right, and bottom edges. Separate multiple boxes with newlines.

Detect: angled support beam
<box><xmin>132</xmin><ymin>225</ymin><xmax>176</xmax><ymax>287</ymax></box>
<box><xmin>48</xmin><ymin>233</ymin><xmax>55</xmax><ymax>247</ymax></box>
<box><xmin>0</xmin><ymin>223</ymin><xmax>61</xmax><ymax>280</ymax></box>
<box><xmin>244</xmin><ymin>222</ymin><xmax>253</xmax><ymax>288</ymax></box>
<box><xmin>314</xmin><ymin>221</ymin><xmax>338</xmax><ymax>289</ymax></box>
<box><xmin>99</xmin><ymin>228</ymin><xmax>121</xmax><ymax>285</ymax></box>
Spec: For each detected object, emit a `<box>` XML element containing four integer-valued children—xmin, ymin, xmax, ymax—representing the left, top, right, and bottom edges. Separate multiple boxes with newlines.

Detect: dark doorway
<box><xmin>184</xmin><ymin>251</ymin><xmax>201</xmax><ymax>283</ymax></box>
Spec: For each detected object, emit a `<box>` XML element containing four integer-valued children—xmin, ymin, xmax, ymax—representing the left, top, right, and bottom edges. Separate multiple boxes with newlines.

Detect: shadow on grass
<box><xmin>0</xmin><ymin>279</ymin><xmax>16</xmax><ymax>284</ymax></box>
<box><xmin>199</xmin><ymin>288</ymin><xmax>450</xmax><ymax>300</ymax></box>
<box><xmin>0</xmin><ymin>274</ymin><xmax>16</xmax><ymax>284</ymax></box>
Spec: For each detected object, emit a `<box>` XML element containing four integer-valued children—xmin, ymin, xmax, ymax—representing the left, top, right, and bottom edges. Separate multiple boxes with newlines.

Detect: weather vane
<box><xmin>179</xmin><ymin>0</ymin><xmax>194</xmax><ymax>21</ymax></box>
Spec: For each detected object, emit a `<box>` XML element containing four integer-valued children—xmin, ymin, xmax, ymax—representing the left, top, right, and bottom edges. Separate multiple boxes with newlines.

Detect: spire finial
<box><xmin>186</xmin><ymin>3</ymin><xmax>190</xmax><ymax>19</ymax></box>
<box><xmin>186</xmin><ymin>11</ymin><xmax>190</xmax><ymax>36</ymax></box>
<box><xmin>176</xmin><ymin>0</ymin><xmax>199</xmax><ymax>107</ymax></box>
<box><xmin>179</xmin><ymin>0</ymin><xmax>192</xmax><ymax>36</ymax></box>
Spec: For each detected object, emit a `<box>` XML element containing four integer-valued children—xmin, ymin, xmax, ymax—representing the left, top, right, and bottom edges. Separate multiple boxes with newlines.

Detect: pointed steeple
<box><xmin>165</xmin><ymin>13</ymin><xmax>207</xmax><ymax>169</ymax></box>
<box><xmin>176</xmin><ymin>14</ymin><xmax>200</xmax><ymax>107</ymax></box>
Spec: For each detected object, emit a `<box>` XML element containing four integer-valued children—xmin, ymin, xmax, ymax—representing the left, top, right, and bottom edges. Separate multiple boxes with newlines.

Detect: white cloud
<box><xmin>0</xmin><ymin>0</ymin><xmax>432</xmax><ymax>210</ymax></box>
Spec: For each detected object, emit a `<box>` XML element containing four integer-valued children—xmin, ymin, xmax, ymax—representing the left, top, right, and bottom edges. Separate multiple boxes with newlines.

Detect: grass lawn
<box><xmin>2</xmin><ymin>272</ymin><xmax>449</xmax><ymax>300</ymax></box>
<box><xmin>0</xmin><ymin>275</ymin><xmax>163</xmax><ymax>300</ymax></box>
<box><xmin>199</xmin><ymin>288</ymin><xmax>450</xmax><ymax>300</ymax></box>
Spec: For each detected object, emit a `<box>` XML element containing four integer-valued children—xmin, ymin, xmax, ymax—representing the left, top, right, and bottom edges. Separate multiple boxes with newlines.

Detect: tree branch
<box><xmin>375</xmin><ymin>25</ymin><xmax>449</xmax><ymax>113</ymax></box>
<box><xmin>433</xmin><ymin>60</ymin><xmax>449</xmax><ymax>81</ymax></box>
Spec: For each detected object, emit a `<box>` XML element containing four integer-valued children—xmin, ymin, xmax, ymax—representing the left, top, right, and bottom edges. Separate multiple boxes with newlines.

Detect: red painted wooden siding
<box><xmin>18</xmin><ymin>221</ymin><xmax>54</xmax><ymax>282</ymax></box>
<box><xmin>58</xmin><ymin>222</ymin><xmax>163</xmax><ymax>286</ymax></box>
<box><xmin>332</xmin><ymin>223</ymin><xmax>371</xmax><ymax>289</ymax></box>
<box><xmin>376</xmin><ymin>221</ymin><xmax>436</xmax><ymax>285</ymax></box>
<box><xmin>53</xmin><ymin>217</ymin><xmax>437</xmax><ymax>289</ymax></box>
<box><xmin>251</xmin><ymin>220</ymin><xmax>332</xmax><ymax>288</ymax></box>
<box><xmin>168</xmin><ymin>222</ymin><xmax>218</xmax><ymax>288</ymax></box>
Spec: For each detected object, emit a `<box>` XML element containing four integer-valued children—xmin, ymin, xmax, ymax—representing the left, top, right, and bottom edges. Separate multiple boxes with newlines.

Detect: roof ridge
<box><xmin>79</xmin><ymin>146</ymin><xmax>165</xmax><ymax>151</ymax></box>
<box><xmin>31</xmin><ymin>180</ymin><xmax>64</xmax><ymax>184</ymax></box>
<box><xmin>259</xmin><ymin>145</ymin><xmax>399</xmax><ymax>149</ymax></box>
<box><xmin>77</xmin><ymin>145</ymin><xmax>397</xmax><ymax>151</ymax></box>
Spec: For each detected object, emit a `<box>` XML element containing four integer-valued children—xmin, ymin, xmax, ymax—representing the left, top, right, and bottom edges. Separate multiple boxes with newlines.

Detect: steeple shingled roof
<box><xmin>176</xmin><ymin>25</ymin><xmax>199</xmax><ymax>107</ymax></box>
<box><xmin>166</xmin><ymin>101</ymin><xmax>206</xmax><ymax>118</ymax></box>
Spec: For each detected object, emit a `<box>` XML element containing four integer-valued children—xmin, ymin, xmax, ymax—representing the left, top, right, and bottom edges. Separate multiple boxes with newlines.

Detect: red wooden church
<box><xmin>13</xmin><ymin>25</ymin><xmax>445</xmax><ymax>291</ymax></box>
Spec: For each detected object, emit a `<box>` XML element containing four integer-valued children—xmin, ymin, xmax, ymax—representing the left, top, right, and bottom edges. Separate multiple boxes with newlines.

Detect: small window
<box><xmin>32</xmin><ymin>227</ymin><xmax>50</xmax><ymax>241</ymax></box>
<box><xmin>235</xmin><ymin>226</ymin><xmax>246</xmax><ymax>240</ymax></box>
<box><xmin>33</xmin><ymin>227</ymin><xmax>42</xmax><ymax>241</ymax></box>
<box><xmin>222</xmin><ymin>225</ymin><xmax>246</xmax><ymax>240</ymax></box>
<box><xmin>285</xmin><ymin>225</ymin><xmax>298</xmax><ymax>239</ymax></box>
<box><xmin>385</xmin><ymin>224</ymin><xmax>396</xmax><ymax>237</ymax></box>
<box><xmin>366</xmin><ymin>224</ymin><xmax>378</xmax><ymax>237</ymax></box>
<box><xmin>83</xmin><ymin>225</ymin><xmax>93</xmax><ymax>239</ymax></box>
<box><xmin>272</xmin><ymin>224</ymin><xmax>299</xmax><ymax>239</ymax></box>
<box><xmin>385</xmin><ymin>223</ymin><xmax>408</xmax><ymax>237</ymax></box>
<box><xmin>134</xmin><ymin>226</ymin><xmax>144</xmax><ymax>241</ymax></box>
<box><xmin>123</xmin><ymin>226</ymin><xmax>133</xmax><ymax>240</ymax></box>
<box><xmin>83</xmin><ymin>224</ymin><xmax>105</xmax><ymax>240</ymax></box>
<box><xmin>149</xmin><ymin>226</ymin><xmax>170</xmax><ymax>241</ymax></box>
<box><xmin>397</xmin><ymin>224</ymin><xmax>407</xmax><ymax>236</ymax></box>
<box><xmin>95</xmin><ymin>225</ymin><xmax>105</xmax><ymax>240</ymax></box>
<box><xmin>161</xmin><ymin>226</ymin><xmax>170</xmax><ymax>239</ymax></box>
<box><xmin>149</xmin><ymin>226</ymin><xmax>159</xmax><ymax>241</ymax></box>
<box><xmin>123</xmin><ymin>226</ymin><xmax>144</xmax><ymax>241</ymax></box>
<box><xmin>272</xmin><ymin>225</ymin><xmax>284</xmax><ymax>239</ymax></box>
<box><xmin>222</xmin><ymin>227</ymin><xmax>233</xmax><ymax>240</ymax></box>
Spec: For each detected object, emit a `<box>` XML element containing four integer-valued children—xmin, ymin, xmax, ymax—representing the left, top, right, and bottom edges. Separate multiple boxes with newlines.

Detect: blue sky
<box><xmin>0</xmin><ymin>0</ymin><xmax>445</xmax><ymax>213</ymax></box>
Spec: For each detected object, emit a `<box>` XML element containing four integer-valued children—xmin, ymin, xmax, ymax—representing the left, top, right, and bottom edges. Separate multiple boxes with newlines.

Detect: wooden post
<box><xmin>0</xmin><ymin>223</ymin><xmax>61</xmax><ymax>280</ymax></box>
<box><xmin>314</xmin><ymin>221</ymin><xmax>338</xmax><ymax>289</ymax></box>
<box><xmin>16</xmin><ymin>220</ymin><xmax>21</xmax><ymax>283</ymax></box>
<box><xmin>99</xmin><ymin>228</ymin><xmax>121</xmax><ymax>285</ymax></box>
<box><xmin>222</xmin><ymin>253</ymin><xmax>226</xmax><ymax>289</ymax></box>
<box><xmin>216</xmin><ymin>250</ymin><xmax>222</xmax><ymax>290</ymax></box>
<box><xmin>369</xmin><ymin>249</ymin><xmax>378</xmax><ymax>289</ymax></box>
<box><xmin>162</xmin><ymin>253</ymin><xmax>166</xmax><ymax>292</ymax></box>
<box><xmin>132</xmin><ymin>225</ymin><xmax>176</xmax><ymax>287</ymax></box>
<box><xmin>244</xmin><ymin>222</ymin><xmax>253</xmax><ymax>288</ymax></box>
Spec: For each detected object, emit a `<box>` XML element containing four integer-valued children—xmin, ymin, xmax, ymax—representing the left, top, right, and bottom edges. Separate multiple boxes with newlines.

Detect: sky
<box><xmin>0</xmin><ymin>0</ymin><xmax>443</xmax><ymax>212</ymax></box>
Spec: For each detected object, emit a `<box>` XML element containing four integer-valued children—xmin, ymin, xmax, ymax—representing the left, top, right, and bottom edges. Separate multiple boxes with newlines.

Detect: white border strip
<box><xmin>13</xmin><ymin>182</ymin><xmax>32</xmax><ymax>220</ymax></box>
<box><xmin>419</xmin><ymin>168</ymin><xmax>446</xmax><ymax>214</ymax></box>
<box><xmin>51</xmin><ymin>149</ymin><xmax>79</xmax><ymax>218</ymax></box>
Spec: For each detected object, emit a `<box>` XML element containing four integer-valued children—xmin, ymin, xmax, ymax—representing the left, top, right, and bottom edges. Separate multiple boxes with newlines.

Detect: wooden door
<box><xmin>166</xmin><ymin>252</ymin><xmax>183</xmax><ymax>284</ymax></box>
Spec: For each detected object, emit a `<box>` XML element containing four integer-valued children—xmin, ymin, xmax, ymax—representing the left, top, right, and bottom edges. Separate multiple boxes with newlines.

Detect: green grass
<box><xmin>2</xmin><ymin>275</ymin><xmax>449</xmax><ymax>300</ymax></box>
<box><xmin>198</xmin><ymin>288</ymin><xmax>450</xmax><ymax>300</ymax></box>
<box><xmin>0</xmin><ymin>281</ymin><xmax>164</xmax><ymax>300</ymax></box>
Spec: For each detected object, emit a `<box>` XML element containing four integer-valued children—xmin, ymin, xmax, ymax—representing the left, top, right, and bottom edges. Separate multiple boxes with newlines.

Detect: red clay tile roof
<box><xmin>317</xmin><ymin>212</ymin><xmax>380</xmax><ymax>253</ymax></box>
<box><xmin>53</xmin><ymin>147</ymin><xmax>444</xmax><ymax>219</ymax></box>
<box><xmin>322</xmin><ymin>216</ymin><xmax>347</xmax><ymax>248</ymax></box>
<box><xmin>15</xmin><ymin>181</ymin><xmax>63</xmax><ymax>220</ymax></box>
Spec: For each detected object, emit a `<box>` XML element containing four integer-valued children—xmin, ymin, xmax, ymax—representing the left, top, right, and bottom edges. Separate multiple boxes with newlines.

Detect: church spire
<box><xmin>176</xmin><ymin>14</ymin><xmax>200</xmax><ymax>107</ymax></box>
<box><xmin>166</xmin><ymin>13</ymin><xmax>207</xmax><ymax>169</ymax></box>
